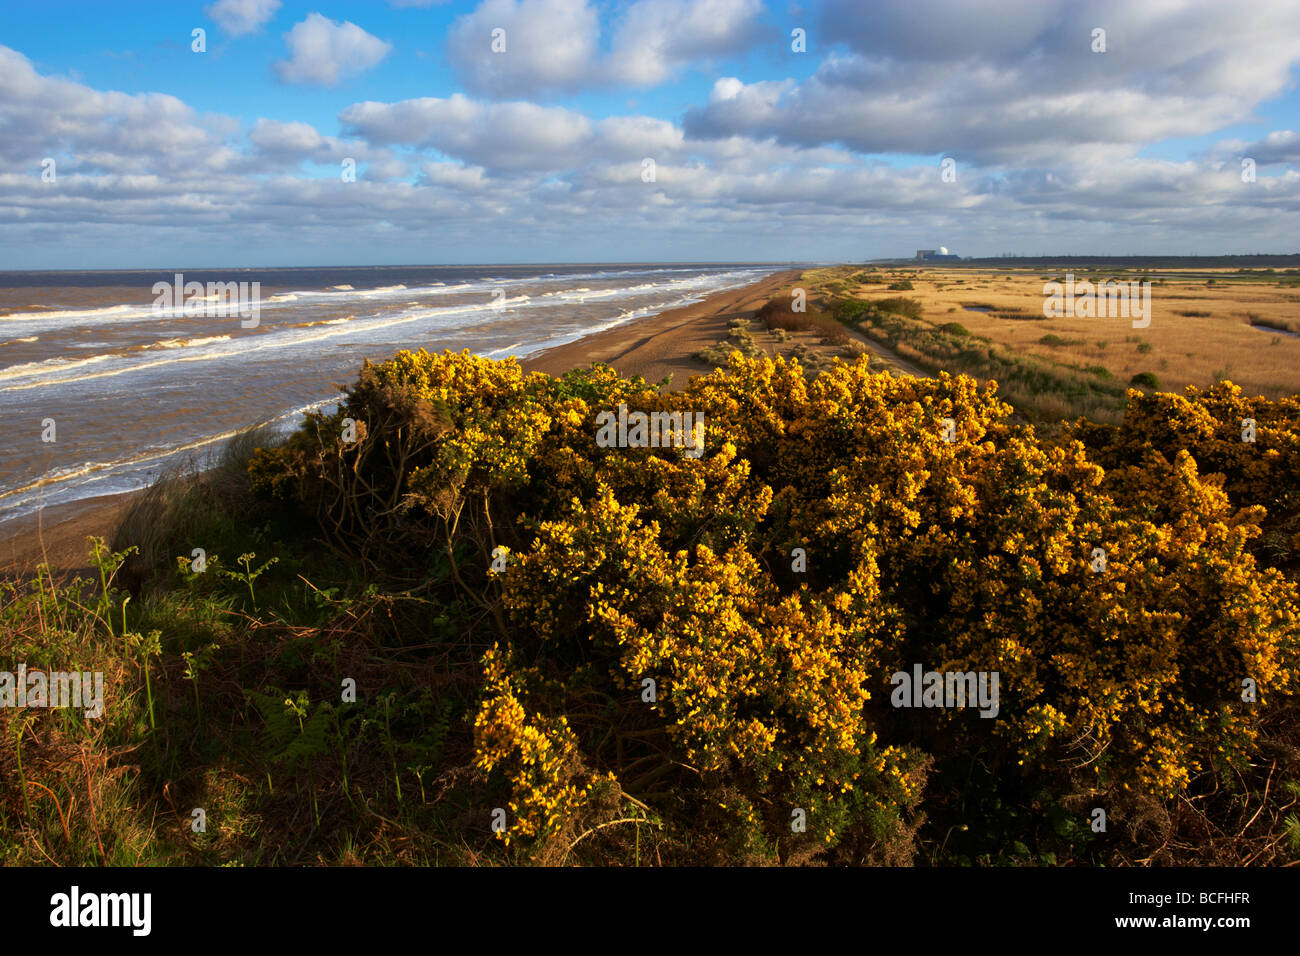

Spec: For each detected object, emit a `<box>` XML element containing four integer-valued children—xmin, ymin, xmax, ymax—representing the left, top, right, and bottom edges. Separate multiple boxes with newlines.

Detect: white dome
<box><xmin>938</xmin><ymin>246</ymin><xmax>949</xmax><ymax>255</ymax></box>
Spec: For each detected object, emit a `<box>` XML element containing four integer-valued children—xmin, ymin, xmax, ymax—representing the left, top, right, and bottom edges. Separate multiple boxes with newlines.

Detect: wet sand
<box><xmin>0</xmin><ymin>490</ymin><xmax>137</xmax><ymax>579</ymax></box>
<box><xmin>0</xmin><ymin>269</ymin><xmax>801</xmax><ymax>575</ymax></box>
<box><xmin>522</xmin><ymin>269</ymin><xmax>800</xmax><ymax>384</ymax></box>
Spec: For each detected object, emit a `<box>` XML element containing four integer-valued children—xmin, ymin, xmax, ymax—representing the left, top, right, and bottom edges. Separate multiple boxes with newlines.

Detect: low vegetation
<box><xmin>799</xmin><ymin>263</ymin><xmax>1300</xmax><ymax>420</ymax></box>
<box><xmin>4</xmin><ymin>350</ymin><xmax>1299</xmax><ymax>866</ymax></box>
<box><xmin>831</xmin><ymin>296</ymin><xmax>1128</xmax><ymax>422</ymax></box>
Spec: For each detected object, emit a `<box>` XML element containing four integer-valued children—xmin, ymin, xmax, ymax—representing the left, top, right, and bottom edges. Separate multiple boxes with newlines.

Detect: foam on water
<box><xmin>0</xmin><ymin>263</ymin><xmax>783</xmax><ymax>521</ymax></box>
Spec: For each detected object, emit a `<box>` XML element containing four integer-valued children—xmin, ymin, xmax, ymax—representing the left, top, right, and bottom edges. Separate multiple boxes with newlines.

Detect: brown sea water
<box><xmin>0</xmin><ymin>263</ymin><xmax>779</xmax><ymax>522</ymax></box>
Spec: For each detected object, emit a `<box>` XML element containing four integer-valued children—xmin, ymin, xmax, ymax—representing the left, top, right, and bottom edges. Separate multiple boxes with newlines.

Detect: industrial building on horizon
<box><xmin>916</xmin><ymin>247</ymin><xmax>961</xmax><ymax>261</ymax></box>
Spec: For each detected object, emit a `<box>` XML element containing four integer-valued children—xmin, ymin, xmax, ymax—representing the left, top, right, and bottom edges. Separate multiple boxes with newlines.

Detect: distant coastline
<box><xmin>0</xmin><ymin>262</ymin><xmax>783</xmax><ymax>526</ymax></box>
<box><xmin>0</xmin><ymin>268</ymin><xmax>798</xmax><ymax>575</ymax></box>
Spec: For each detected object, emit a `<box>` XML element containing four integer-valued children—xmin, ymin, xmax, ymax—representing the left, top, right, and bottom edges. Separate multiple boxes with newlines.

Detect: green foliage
<box><xmin>250</xmin><ymin>690</ymin><xmax>331</xmax><ymax>769</ymax></box>
<box><xmin>873</xmin><ymin>296</ymin><xmax>923</xmax><ymax>319</ymax></box>
<box><xmin>218</xmin><ymin>552</ymin><xmax>279</xmax><ymax>610</ymax></box>
<box><xmin>1039</xmin><ymin>334</ymin><xmax>1082</xmax><ymax>347</ymax></box>
<box><xmin>8</xmin><ymin>349</ymin><xmax>1300</xmax><ymax>869</ymax></box>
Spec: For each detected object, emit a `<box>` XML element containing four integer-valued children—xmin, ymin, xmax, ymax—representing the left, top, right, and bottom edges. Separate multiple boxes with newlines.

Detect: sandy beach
<box><xmin>0</xmin><ymin>268</ymin><xmax>800</xmax><ymax>577</ymax></box>
<box><xmin>0</xmin><ymin>490</ymin><xmax>138</xmax><ymax>579</ymax></box>
<box><xmin>522</xmin><ymin>268</ymin><xmax>800</xmax><ymax>383</ymax></box>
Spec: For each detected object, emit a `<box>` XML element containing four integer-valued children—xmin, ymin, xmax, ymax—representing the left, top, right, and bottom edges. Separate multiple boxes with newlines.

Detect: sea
<box><xmin>0</xmin><ymin>263</ymin><xmax>782</xmax><ymax>523</ymax></box>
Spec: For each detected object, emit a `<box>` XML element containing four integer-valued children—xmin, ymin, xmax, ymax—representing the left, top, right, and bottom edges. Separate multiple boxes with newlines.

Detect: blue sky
<box><xmin>1</xmin><ymin>0</ymin><xmax>1297</xmax><ymax>268</ymax></box>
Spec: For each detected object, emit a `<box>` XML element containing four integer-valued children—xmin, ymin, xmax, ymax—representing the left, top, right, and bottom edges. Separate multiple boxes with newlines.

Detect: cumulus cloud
<box><xmin>0</xmin><ymin>45</ymin><xmax>237</xmax><ymax>175</ymax></box>
<box><xmin>205</xmin><ymin>0</ymin><xmax>281</xmax><ymax>36</ymax></box>
<box><xmin>1</xmin><ymin>3</ymin><xmax>1297</xmax><ymax>269</ymax></box>
<box><xmin>343</xmin><ymin>95</ymin><xmax>710</xmax><ymax>172</ymax></box>
<box><xmin>275</xmin><ymin>13</ymin><xmax>392</xmax><ymax>87</ymax></box>
<box><xmin>1236</xmin><ymin>130</ymin><xmax>1300</xmax><ymax>166</ymax></box>
<box><xmin>245</xmin><ymin>118</ymin><xmax>405</xmax><ymax>178</ymax></box>
<box><xmin>249</xmin><ymin>118</ymin><xmax>327</xmax><ymax>154</ymax></box>
<box><xmin>445</xmin><ymin>0</ymin><xmax>767</xmax><ymax>96</ymax></box>
<box><xmin>603</xmin><ymin>0</ymin><xmax>768</xmax><ymax>86</ymax></box>
<box><xmin>446</xmin><ymin>0</ymin><xmax>599</xmax><ymax>96</ymax></box>
<box><xmin>420</xmin><ymin>161</ymin><xmax>492</xmax><ymax>191</ymax></box>
<box><xmin>341</xmin><ymin>95</ymin><xmax>595</xmax><ymax>171</ymax></box>
<box><xmin>362</xmin><ymin>156</ymin><xmax>412</xmax><ymax>181</ymax></box>
<box><xmin>683</xmin><ymin>0</ymin><xmax>1300</xmax><ymax>166</ymax></box>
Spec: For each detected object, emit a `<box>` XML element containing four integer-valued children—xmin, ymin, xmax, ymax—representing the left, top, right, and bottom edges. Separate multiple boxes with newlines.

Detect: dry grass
<box><xmin>814</xmin><ymin>266</ymin><xmax>1300</xmax><ymax>400</ymax></box>
<box><xmin>112</xmin><ymin>423</ymin><xmax>280</xmax><ymax>593</ymax></box>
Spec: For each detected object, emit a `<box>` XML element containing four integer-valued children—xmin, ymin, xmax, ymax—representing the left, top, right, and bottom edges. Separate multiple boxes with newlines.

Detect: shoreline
<box><xmin>0</xmin><ymin>268</ymin><xmax>801</xmax><ymax>575</ymax></box>
<box><xmin>521</xmin><ymin>268</ymin><xmax>800</xmax><ymax>383</ymax></box>
<box><xmin>0</xmin><ymin>489</ymin><xmax>139</xmax><ymax>578</ymax></box>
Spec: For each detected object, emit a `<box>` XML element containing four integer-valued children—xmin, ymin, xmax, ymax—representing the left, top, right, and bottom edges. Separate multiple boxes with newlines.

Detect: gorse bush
<box><xmin>755</xmin><ymin>297</ymin><xmax>803</xmax><ymax>331</ymax></box>
<box><xmin>755</xmin><ymin>296</ymin><xmax>843</xmax><ymax>340</ymax></box>
<box><xmin>248</xmin><ymin>349</ymin><xmax>1300</xmax><ymax>862</ymax></box>
<box><xmin>1071</xmin><ymin>381</ymin><xmax>1300</xmax><ymax>571</ymax></box>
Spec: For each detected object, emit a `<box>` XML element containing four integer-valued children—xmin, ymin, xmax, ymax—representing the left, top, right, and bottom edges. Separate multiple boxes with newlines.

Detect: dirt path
<box><xmin>854</xmin><ymin>332</ymin><xmax>926</xmax><ymax>376</ymax></box>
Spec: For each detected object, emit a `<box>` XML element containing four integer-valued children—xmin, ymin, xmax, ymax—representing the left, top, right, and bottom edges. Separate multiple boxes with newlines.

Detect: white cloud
<box><xmin>420</xmin><ymin>161</ymin><xmax>492</xmax><ymax>191</ymax></box>
<box><xmin>684</xmin><ymin>0</ymin><xmax>1300</xmax><ymax>166</ymax></box>
<box><xmin>0</xmin><ymin>44</ymin><xmax>236</xmax><ymax>175</ymax></box>
<box><xmin>709</xmin><ymin>77</ymin><xmax>745</xmax><ymax>102</ymax></box>
<box><xmin>341</xmin><ymin>94</ymin><xmax>595</xmax><ymax>171</ymax></box>
<box><xmin>362</xmin><ymin>156</ymin><xmax>412</xmax><ymax>181</ymax></box>
<box><xmin>249</xmin><ymin>118</ymin><xmax>325</xmax><ymax>153</ymax></box>
<box><xmin>446</xmin><ymin>0</ymin><xmax>599</xmax><ymax>96</ymax></box>
<box><xmin>445</xmin><ymin>0</ymin><xmax>767</xmax><ymax>96</ymax></box>
<box><xmin>606</xmin><ymin>0</ymin><xmax>766</xmax><ymax>86</ymax></box>
<box><xmin>275</xmin><ymin>13</ymin><xmax>392</xmax><ymax>87</ymax></box>
<box><xmin>1</xmin><ymin>14</ymin><xmax>1297</xmax><ymax>268</ymax></box>
<box><xmin>205</xmin><ymin>0</ymin><xmax>282</xmax><ymax>36</ymax></box>
<box><xmin>595</xmin><ymin>116</ymin><xmax>685</xmax><ymax>158</ymax></box>
<box><xmin>246</xmin><ymin>118</ymin><xmax>401</xmax><ymax>175</ymax></box>
<box><xmin>1239</xmin><ymin>130</ymin><xmax>1300</xmax><ymax>166</ymax></box>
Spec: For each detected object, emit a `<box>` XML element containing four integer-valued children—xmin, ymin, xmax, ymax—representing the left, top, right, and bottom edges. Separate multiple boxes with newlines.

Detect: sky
<box><xmin>0</xmin><ymin>0</ymin><xmax>1297</xmax><ymax>269</ymax></box>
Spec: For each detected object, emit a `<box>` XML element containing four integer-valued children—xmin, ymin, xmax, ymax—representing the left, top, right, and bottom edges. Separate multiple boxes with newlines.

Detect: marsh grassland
<box><xmin>790</xmin><ymin>265</ymin><xmax>1300</xmax><ymax>422</ymax></box>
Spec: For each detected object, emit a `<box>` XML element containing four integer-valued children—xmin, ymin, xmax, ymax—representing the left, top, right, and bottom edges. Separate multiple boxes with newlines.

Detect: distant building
<box><xmin>916</xmin><ymin>246</ymin><xmax>960</xmax><ymax>262</ymax></box>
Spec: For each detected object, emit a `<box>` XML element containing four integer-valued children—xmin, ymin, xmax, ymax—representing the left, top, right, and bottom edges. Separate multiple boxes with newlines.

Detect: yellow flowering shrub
<box><xmin>252</xmin><ymin>349</ymin><xmax>1300</xmax><ymax>860</ymax></box>
<box><xmin>500</xmin><ymin>483</ymin><xmax>923</xmax><ymax>851</ymax></box>
<box><xmin>1072</xmin><ymin>381</ymin><xmax>1300</xmax><ymax>563</ymax></box>
<box><xmin>249</xmin><ymin>349</ymin><xmax>554</xmax><ymax>556</ymax></box>
<box><xmin>472</xmin><ymin>643</ymin><xmax>608</xmax><ymax>844</ymax></box>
